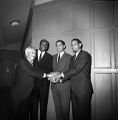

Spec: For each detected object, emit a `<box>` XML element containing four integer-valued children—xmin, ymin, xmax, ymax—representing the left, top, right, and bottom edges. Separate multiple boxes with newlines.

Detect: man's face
<box><xmin>56</xmin><ymin>42</ymin><xmax>65</xmax><ymax>53</ymax></box>
<box><xmin>29</xmin><ymin>50</ymin><xmax>36</xmax><ymax>61</ymax></box>
<box><xmin>40</xmin><ymin>41</ymin><xmax>48</xmax><ymax>52</ymax></box>
<box><xmin>71</xmin><ymin>40</ymin><xmax>81</xmax><ymax>53</ymax></box>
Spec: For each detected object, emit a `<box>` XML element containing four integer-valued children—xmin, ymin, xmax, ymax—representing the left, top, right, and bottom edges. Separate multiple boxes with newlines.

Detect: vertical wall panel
<box><xmin>43</xmin><ymin>7</ymin><xmax>58</xmax><ymax>34</ymax></box>
<box><xmin>95</xmin><ymin>74</ymin><xmax>112</xmax><ymax>120</ymax></box>
<box><xmin>60</xmin><ymin>32</ymin><xmax>73</xmax><ymax>55</ymax></box>
<box><xmin>116</xmin><ymin>74</ymin><xmax>118</xmax><ymax>115</ymax></box>
<box><xmin>43</xmin><ymin>34</ymin><xmax>58</xmax><ymax>55</ymax></box>
<box><xmin>115</xmin><ymin>30</ymin><xmax>118</xmax><ymax>68</ymax></box>
<box><xmin>76</xmin><ymin>4</ymin><xmax>90</xmax><ymax>29</ymax></box>
<box><xmin>77</xmin><ymin>31</ymin><xmax>91</xmax><ymax>53</ymax></box>
<box><xmin>32</xmin><ymin>10</ymin><xmax>44</xmax><ymax>35</ymax></box>
<box><xmin>59</xmin><ymin>5</ymin><xmax>73</xmax><ymax>32</ymax></box>
<box><xmin>94</xmin><ymin>30</ymin><xmax>111</xmax><ymax>68</ymax></box>
<box><xmin>32</xmin><ymin>35</ymin><xmax>44</xmax><ymax>48</ymax></box>
<box><xmin>94</xmin><ymin>2</ymin><xmax>110</xmax><ymax>28</ymax></box>
<box><xmin>114</xmin><ymin>1</ymin><xmax>118</xmax><ymax>27</ymax></box>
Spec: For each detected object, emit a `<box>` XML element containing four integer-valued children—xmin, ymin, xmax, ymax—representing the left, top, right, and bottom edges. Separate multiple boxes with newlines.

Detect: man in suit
<box><xmin>53</xmin><ymin>38</ymin><xmax>93</xmax><ymax>120</ymax></box>
<box><xmin>11</xmin><ymin>47</ymin><xmax>47</xmax><ymax>120</ymax></box>
<box><xmin>33</xmin><ymin>39</ymin><xmax>53</xmax><ymax>120</ymax></box>
<box><xmin>50</xmin><ymin>40</ymin><xmax>71</xmax><ymax>120</ymax></box>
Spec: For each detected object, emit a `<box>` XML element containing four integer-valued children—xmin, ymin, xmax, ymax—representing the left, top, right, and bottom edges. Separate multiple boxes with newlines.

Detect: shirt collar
<box><xmin>58</xmin><ymin>51</ymin><xmax>64</xmax><ymax>58</ymax></box>
<box><xmin>38</xmin><ymin>50</ymin><xmax>45</xmax><ymax>54</ymax></box>
<box><xmin>38</xmin><ymin>50</ymin><xmax>45</xmax><ymax>56</ymax></box>
<box><xmin>27</xmin><ymin>57</ymin><xmax>33</xmax><ymax>65</ymax></box>
<box><xmin>75</xmin><ymin>49</ymin><xmax>81</xmax><ymax>58</ymax></box>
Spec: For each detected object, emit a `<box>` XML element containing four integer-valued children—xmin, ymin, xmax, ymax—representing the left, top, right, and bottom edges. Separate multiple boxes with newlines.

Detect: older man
<box><xmin>11</xmin><ymin>47</ymin><xmax>46</xmax><ymax>120</ymax></box>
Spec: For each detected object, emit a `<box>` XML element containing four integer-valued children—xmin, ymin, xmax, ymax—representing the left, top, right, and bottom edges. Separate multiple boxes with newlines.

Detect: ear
<box><xmin>64</xmin><ymin>45</ymin><xmax>66</xmax><ymax>49</ymax></box>
<box><xmin>79</xmin><ymin>43</ymin><xmax>82</xmax><ymax>48</ymax></box>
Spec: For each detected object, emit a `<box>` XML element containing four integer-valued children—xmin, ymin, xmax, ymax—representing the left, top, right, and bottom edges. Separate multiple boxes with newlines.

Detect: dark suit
<box><xmin>51</xmin><ymin>52</ymin><xmax>71</xmax><ymax>120</ymax></box>
<box><xmin>11</xmin><ymin>56</ymin><xmax>44</xmax><ymax>120</ymax></box>
<box><xmin>33</xmin><ymin>50</ymin><xmax>53</xmax><ymax>120</ymax></box>
<box><xmin>62</xmin><ymin>50</ymin><xmax>93</xmax><ymax>120</ymax></box>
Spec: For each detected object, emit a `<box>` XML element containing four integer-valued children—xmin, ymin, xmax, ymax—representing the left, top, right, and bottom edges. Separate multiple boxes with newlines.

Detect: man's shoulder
<box><xmin>81</xmin><ymin>50</ymin><xmax>91</xmax><ymax>58</ymax></box>
<box><xmin>46</xmin><ymin>52</ymin><xmax>53</xmax><ymax>58</ymax></box>
<box><xmin>64</xmin><ymin>52</ymin><xmax>72</xmax><ymax>58</ymax></box>
<box><xmin>82</xmin><ymin>50</ymin><xmax>90</xmax><ymax>55</ymax></box>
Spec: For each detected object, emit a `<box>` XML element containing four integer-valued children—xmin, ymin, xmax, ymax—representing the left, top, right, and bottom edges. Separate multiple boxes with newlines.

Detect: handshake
<box><xmin>46</xmin><ymin>72</ymin><xmax>63</xmax><ymax>83</ymax></box>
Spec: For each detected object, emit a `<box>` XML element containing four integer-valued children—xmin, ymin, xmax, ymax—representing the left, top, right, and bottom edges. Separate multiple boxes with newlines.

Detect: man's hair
<box><xmin>56</xmin><ymin>40</ymin><xmax>66</xmax><ymax>49</ymax></box>
<box><xmin>72</xmin><ymin>38</ymin><xmax>83</xmax><ymax>49</ymax></box>
<box><xmin>40</xmin><ymin>39</ymin><xmax>50</xmax><ymax>51</ymax></box>
<box><xmin>25</xmin><ymin>47</ymin><xmax>35</xmax><ymax>57</ymax></box>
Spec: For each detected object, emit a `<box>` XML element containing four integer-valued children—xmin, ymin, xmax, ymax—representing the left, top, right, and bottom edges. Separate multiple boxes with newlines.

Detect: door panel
<box><xmin>59</xmin><ymin>5</ymin><xmax>73</xmax><ymax>32</ymax></box>
<box><xmin>115</xmin><ymin>30</ymin><xmax>118</xmax><ymax>68</ymax></box>
<box><xmin>44</xmin><ymin>6</ymin><xmax>58</xmax><ymax>34</ymax></box>
<box><xmin>76</xmin><ymin>3</ymin><xmax>90</xmax><ymax>29</ymax></box>
<box><xmin>94</xmin><ymin>30</ymin><xmax>111</xmax><ymax>68</ymax></box>
<box><xmin>94</xmin><ymin>2</ymin><xmax>111</xmax><ymax>28</ymax></box>
<box><xmin>0</xmin><ymin>50</ymin><xmax>20</xmax><ymax>86</ymax></box>
<box><xmin>95</xmin><ymin>74</ymin><xmax>112</xmax><ymax>120</ymax></box>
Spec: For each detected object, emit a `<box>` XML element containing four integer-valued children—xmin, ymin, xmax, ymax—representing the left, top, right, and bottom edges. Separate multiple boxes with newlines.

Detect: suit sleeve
<box><xmin>18</xmin><ymin>60</ymin><xmax>44</xmax><ymax>79</ymax></box>
<box><xmin>62</xmin><ymin>52</ymin><xmax>91</xmax><ymax>82</ymax></box>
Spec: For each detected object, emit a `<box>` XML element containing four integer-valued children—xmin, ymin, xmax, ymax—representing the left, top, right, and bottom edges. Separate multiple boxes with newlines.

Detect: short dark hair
<box><xmin>39</xmin><ymin>39</ymin><xmax>50</xmax><ymax>51</ymax></box>
<box><xmin>56</xmin><ymin>40</ymin><xmax>66</xmax><ymax>49</ymax></box>
<box><xmin>72</xmin><ymin>38</ymin><xmax>83</xmax><ymax>49</ymax></box>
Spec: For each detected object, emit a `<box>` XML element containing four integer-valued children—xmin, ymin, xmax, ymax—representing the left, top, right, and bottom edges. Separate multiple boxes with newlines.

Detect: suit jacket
<box><xmin>33</xmin><ymin>50</ymin><xmax>53</xmax><ymax>88</ymax></box>
<box><xmin>12</xmin><ymin>56</ymin><xmax>44</xmax><ymax>100</ymax></box>
<box><xmin>62</xmin><ymin>50</ymin><xmax>93</xmax><ymax>96</ymax></box>
<box><xmin>51</xmin><ymin>52</ymin><xmax>71</xmax><ymax>91</ymax></box>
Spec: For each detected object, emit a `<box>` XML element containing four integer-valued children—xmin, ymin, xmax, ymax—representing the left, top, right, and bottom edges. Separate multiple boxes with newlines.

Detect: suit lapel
<box><xmin>24</xmin><ymin>57</ymin><xmax>34</xmax><ymax>69</ymax></box>
<box><xmin>59</xmin><ymin>52</ymin><xmax>65</xmax><ymax>63</ymax></box>
<box><xmin>73</xmin><ymin>50</ymin><xmax>83</xmax><ymax>61</ymax></box>
<box><xmin>36</xmin><ymin>50</ymin><xmax>47</xmax><ymax>63</ymax></box>
<box><xmin>41</xmin><ymin>52</ymin><xmax>47</xmax><ymax>62</ymax></box>
<box><xmin>57</xmin><ymin>52</ymin><xmax>66</xmax><ymax>64</ymax></box>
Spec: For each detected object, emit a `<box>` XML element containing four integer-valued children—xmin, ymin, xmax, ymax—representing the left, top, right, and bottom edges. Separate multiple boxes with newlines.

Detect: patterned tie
<box><xmin>73</xmin><ymin>53</ymin><xmax>76</xmax><ymax>59</ymax></box>
<box><xmin>58</xmin><ymin>54</ymin><xmax>60</xmax><ymax>62</ymax></box>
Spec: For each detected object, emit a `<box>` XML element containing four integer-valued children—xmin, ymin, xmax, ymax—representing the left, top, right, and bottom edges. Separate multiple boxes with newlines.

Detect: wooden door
<box><xmin>0</xmin><ymin>50</ymin><xmax>20</xmax><ymax>86</ymax></box>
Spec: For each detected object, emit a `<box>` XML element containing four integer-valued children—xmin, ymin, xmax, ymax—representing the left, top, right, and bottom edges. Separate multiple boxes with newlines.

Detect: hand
<box><xmin>47</xmin><ymin>72</ymin><xmax>62</xmax><ymax>83</ymax></box>
<box><xmin>47</xmin><ymin>72</ymin><xmax>57</xmax><ymax>78</ymax></box>
<box><xmin>49</xmin><ymin>76</ymin><xmax>59</xmax><ymax>83</ymax></box>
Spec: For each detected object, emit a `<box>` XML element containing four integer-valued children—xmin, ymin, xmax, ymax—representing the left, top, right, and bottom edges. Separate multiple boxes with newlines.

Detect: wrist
<box><xmin>43</xmin><ymin>73</ymin><xmax>47</xmax><ymax>78</ymax></box>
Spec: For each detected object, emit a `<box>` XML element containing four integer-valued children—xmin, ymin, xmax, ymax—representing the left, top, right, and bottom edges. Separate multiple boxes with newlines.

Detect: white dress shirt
<box><xmin>57</xmin><ymin>51</ymin><xmax>64</xmax><ymax>62</ymax></box>
<box><xmin>38</xmin><ymin>50</ymin><xmax>45</xmax><ymax>60</ymax></box>
<box><xmin>74</xmin><ymin>49</ymin><xmax>81</xmax><ymax>59</ymax></box>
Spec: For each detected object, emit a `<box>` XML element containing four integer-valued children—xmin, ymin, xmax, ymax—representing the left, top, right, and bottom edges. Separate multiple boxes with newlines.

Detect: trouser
<box><xmin>71</xmin><ymin>89</ymin><xmax>92</xmax><ymax>120</ymax></box>
<box><xmin>51</xmin><ymin>83</ymin><xmax>70</xmax><ymax>120</ymax></box>
<box><xmin>30</xmin><ymin>81</ymin><xmax>50</xmax><ymax>120</ymax></box>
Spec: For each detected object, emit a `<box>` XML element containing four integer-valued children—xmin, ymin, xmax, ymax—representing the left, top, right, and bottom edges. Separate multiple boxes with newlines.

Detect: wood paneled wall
<box><xmin>31</xmin><ymin>0</ymin><xmax>118</xmax><ymax>120</ymax></box>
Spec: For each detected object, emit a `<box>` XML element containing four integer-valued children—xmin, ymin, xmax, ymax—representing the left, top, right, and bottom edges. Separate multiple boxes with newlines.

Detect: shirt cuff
<box><xmin>61</xmin><ymin>73</ymin><xmax>64</xmax><ymax>78</ymax></box>
<box><xmin>43</xmin><ymin>73</ymin><xmax>47</xmax><ymax>78</ymax></box>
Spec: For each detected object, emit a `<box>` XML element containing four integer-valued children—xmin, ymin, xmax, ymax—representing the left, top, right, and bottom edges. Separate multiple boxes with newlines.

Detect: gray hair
<box><xmin>25</xmin><ymin>47</ymin><xmax>36</xmax><ymax>57</ymax></box>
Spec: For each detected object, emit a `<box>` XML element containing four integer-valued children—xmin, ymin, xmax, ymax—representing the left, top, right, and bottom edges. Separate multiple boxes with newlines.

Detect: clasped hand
<box><xmin>47</xmin><ymin>72</ymin><xmax>62</xmax><ymax>83</ymax></box>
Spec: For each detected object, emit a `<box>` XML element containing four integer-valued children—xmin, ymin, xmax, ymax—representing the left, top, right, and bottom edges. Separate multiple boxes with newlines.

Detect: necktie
<box><xmin>73</xmin><ymin>54</ymin><xmax>76</xmax><ymax>59</ymax></box>
<box><xmin>39</xmin><ymin>52</ymin><xmax>42</xmax><ymax>61</ymax></box>
<box><xmin>58</xmin><ymin>54</ymin><xmax>60</xmax><ymax>62</ymax></box>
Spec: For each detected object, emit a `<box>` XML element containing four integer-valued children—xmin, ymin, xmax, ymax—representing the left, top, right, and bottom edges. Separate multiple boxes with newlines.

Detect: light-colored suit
<box><xmin>51</xmin><ymin>52</ymin><xmax>72</xmax><ymax>120</ymax></box>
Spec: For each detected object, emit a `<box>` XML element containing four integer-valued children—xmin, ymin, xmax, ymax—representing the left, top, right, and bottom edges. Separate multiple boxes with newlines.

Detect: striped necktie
<box><xmin>58</xmin><ymin>54</ymin><xmax>60</xmax><ymax>62</ymax></box>
<box><xmin>73</xmin><ymin>54</ymin><xmax>76</xmax><ymax>59</ymax></box>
